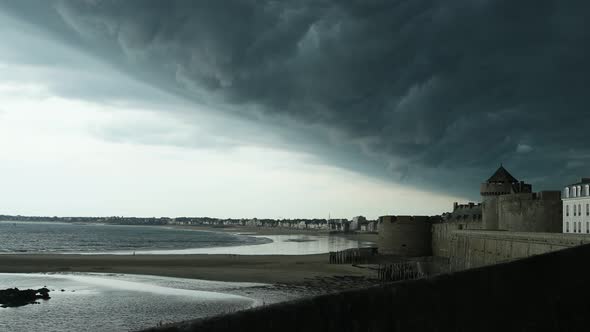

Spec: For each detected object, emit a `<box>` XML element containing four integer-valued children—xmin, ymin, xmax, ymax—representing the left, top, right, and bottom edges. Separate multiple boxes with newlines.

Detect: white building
<box><xmin>563</xmin><ymin>178</ymin><xmax>590</xmax><ymax>234</ymax></box>
<box><xmin>351</xmin><ymin>216</ymin><xmax>367</xmax><ymax>231</ymax></box>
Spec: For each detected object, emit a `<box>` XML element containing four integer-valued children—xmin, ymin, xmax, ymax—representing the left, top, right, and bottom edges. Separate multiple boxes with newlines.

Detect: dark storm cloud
<box><xmin>2</xmin><ymin>0</ymin><xmax>589</xmax><ymax>199</ymax></box>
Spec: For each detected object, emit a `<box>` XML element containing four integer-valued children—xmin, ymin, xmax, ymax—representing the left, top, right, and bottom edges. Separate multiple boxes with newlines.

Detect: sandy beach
<box><xmin>0</xmin><ymin>226</ymin><xmax>380</xmax><ymax>297</ymax></box>
<box><xmin>0</xmin><ymin>252</ymin><xmax>376</xmax><ymax>285</ymax></box>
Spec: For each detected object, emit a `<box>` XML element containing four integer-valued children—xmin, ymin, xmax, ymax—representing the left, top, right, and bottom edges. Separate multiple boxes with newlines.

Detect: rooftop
<box><xmin>486</xmin><ymin>165</ymin><xmax>519</xmax><ymax>184</ymax></box>
<box><xmin>565</xmin><ymin>178</ymin><xmax>590</xmax><ymax>187</ymax></box>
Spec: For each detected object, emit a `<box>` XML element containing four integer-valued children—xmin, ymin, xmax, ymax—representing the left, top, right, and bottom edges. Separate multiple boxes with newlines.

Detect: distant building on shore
<box><xmin>562</xmin><ymin>178</ymin><xmax>590</xmax><ymax>234</ymax></box>
<box><xmin>350</xmin><ymin>216</ymin><xmax>366</xmax><ymax>231</ymax></box>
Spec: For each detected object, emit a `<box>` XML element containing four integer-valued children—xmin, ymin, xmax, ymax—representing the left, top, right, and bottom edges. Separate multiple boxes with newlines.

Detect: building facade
<box><xmin>562</xmin><ymin>178</ymin><xmax>590</xmax><ymax>234</ymax></box>
<box><xmin>350</xmin><ymin>216</ymin><xmax>367</xmax><ymax>231</ymax></box>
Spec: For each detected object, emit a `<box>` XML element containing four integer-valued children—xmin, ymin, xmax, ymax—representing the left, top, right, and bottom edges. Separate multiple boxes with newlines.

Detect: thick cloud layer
<box><xmin>2</xmin><ymin>0</ymin><xmax>589</xmax><ymax>198</ymax></box>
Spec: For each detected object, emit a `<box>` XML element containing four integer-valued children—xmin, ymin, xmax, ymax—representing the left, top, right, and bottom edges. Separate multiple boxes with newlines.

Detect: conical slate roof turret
<box><xmin>486</xmin><ymin>165</ymin><xmax>518</xmax><ymax>184</ymax></box>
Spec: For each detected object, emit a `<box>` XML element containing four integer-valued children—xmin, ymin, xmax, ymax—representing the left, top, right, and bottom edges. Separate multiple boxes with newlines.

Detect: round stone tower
<box><xmin>377</xmin><ymin>216</ymin><xmax>432</xmax><ymax>256</ymax></box>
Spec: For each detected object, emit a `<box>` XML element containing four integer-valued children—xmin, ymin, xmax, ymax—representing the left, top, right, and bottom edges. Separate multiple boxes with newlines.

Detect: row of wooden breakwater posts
<box><xmin>329</xmin><ymin>248</ymin><xmax>426</xmax><ymax>282</ymax></box>
<box><xmin>329</xmin><ymin>248</ymin><xmax>378</xmax><ymax>264</ymax></box>
<box><xmin>377</xmin><ymin>262</ymin><xmax>425</xmax><ymax>282</ymax></box>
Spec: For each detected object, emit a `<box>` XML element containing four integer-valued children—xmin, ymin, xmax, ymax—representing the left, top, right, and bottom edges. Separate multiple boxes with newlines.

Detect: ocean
<box><xmin>0</xmin><ymin>220</ymin><xmax>369</xmax><ymax>331</ymax></box>
<box><xmin>0</xmin><ymin>221</ymin><xmax>269</xmax><ymax>254</ymax></box>
<box><xmin>0</xmin><ymin>221</ymin><xmax>367</xmax><ymax>255</ymax></box>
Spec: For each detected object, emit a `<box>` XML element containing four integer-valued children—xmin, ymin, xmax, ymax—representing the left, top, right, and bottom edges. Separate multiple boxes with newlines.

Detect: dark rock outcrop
<box><xmin>0</xmin><ymin>288</ymin><xmax>51</xmax><ymax>308</ymax></box>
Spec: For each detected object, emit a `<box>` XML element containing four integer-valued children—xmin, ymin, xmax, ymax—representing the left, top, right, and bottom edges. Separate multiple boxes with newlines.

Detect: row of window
<box><xmin>565</xmin><ymin>185</ymin><xmax>590</xmax><ymax>198</ymax></box>
<box><xmin>565</xmin><ymin>203</ymin><xmax>590</xmax><ymax>217</ymax></box>
<box><xmin>565</xmin><ymin>221</ymin><xmax>590</xmax><ymax>233</ymax></box>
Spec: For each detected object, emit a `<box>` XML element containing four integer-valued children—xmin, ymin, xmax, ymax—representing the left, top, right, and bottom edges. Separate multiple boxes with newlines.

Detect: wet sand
<box><xmin>0</xmin><ymin>253</ymin><xmax>376</xmax><ymax>284</ymax></box>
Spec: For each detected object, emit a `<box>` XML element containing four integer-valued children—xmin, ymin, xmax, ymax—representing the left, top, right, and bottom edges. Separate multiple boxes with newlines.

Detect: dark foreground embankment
<box><xmin>144</xmin><ymin>243</ymin><xmax>590</xmax><ymax>332</ymax></box>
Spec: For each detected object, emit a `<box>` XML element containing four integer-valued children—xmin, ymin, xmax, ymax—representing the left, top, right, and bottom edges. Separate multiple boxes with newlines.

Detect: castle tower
<box><xmin>480</xmin><ymin>165</ymin><xmax>531</xmax><ymax>230</ymax></box>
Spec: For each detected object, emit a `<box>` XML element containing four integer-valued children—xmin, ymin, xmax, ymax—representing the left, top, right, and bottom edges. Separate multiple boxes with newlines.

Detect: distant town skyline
<box><xmin>0</xmin><ymin>1</ymin><xmax>587</xmax><ymax>218</ymax></box>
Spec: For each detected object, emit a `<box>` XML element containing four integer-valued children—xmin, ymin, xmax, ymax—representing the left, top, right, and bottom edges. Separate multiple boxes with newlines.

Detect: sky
<box><xmin>0</xmin><ymin>1</ymin><xmax>588</xmax><ymax>219</ymax></box>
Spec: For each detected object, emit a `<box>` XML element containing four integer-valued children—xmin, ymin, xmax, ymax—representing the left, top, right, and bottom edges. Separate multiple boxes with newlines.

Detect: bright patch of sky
<box><xmin>0</xmin><ymin>11</ymin><xmax>464</xmax><ymax>218</ymax></box>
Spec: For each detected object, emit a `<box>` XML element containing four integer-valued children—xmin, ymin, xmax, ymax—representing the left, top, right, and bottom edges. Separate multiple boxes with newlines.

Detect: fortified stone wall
<box><xmin>449</xmin><ymin>230</ymin><xmax>590</xmax><ymax>271</ymax></box>
<box><xmin>481</xmin><ymin>197</ymin><xmax>499</xmax><ymax>230</ymax></box>
<box><xmin>377</xmin><ymin>216</ymin><xmax>432</xmax><ymax>257</ymax></box>
<box><xmin>146</xmin><ymin>243</ymin><xmax>590</xmax><ymax>332</ymax></box>
<box><xmin>497</xmin><ymin>191</ymin><xmax>562</xmax><ymax>232</ymax></box>
<box><xmin>432</xmin><ymin>221</ymin><xmax>483</xmax><ymax>257</ymax></box>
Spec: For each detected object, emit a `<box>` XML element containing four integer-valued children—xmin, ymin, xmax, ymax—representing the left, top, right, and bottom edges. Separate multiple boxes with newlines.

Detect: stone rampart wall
<box><xmin>432</xmin><ymin>222</ymin><xmax>483</xmax><ymax>258</ymax></box>
<box><xmin>497</xmin><ymin>192</ymin><xmax>562</xmax><ymax>232</ymax></box>
<box><xmin>449</xmin><ymin>230</ymin><xmax>590</xmax><ymax>271</ymax></box>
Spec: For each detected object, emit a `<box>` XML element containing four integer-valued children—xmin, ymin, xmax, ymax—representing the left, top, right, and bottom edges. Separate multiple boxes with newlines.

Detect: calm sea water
<box><xmin>0</xmin><ymin>221</ymin><xmax>269</xmax><ymax>254</ymax></box>
<box><xmin>0</xmin><ymin>273</ymin><xmax>266</xmax><ymax>332</ymax></box>
<box><xmin>0</xmin><ymin>221</ymin><xmax>368</xmax><ymax>255</ymax></box>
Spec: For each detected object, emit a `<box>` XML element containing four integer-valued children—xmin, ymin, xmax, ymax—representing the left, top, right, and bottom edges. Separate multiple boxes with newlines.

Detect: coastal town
<box><xmin>0</xmin><ymin>214</ymin><xmax>376</xmax><ymax>232</ymax></box>
<box><xmin>3</xmin><ymin>165</ymin><xmax>587</xmax><ymax>274</ymax></box>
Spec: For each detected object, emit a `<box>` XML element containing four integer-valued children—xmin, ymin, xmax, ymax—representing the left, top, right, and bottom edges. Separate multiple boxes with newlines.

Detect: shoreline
<box><xmin>0</xmin><ymin>226</ymin><xmax>383</xmax><ymax>330</ymax></box>
<box><xmin>168</xmin><ymin>224</ymin><xmax>379</xmax><ymax>243</ymax></box>
<box><xmin>0</xmin><ymin>253</ymin><xmax>377</xmax><ymax>284</ymax></box>
<box><xmin>0</xmin><ymin>225</ymin><xmax>380</xmax><ymax>293</ymax></box>
<box><xmin>0</xmin><ymin>224</ymin><xmax>377</xmax><ymax>256</ymax></box>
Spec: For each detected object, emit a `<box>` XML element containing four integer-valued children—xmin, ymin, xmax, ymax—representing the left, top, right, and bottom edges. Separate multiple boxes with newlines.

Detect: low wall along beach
<box><xmin>145</xmin><ymin>243</ymin><xmax>590</xmax><ymax>332</ymax></box>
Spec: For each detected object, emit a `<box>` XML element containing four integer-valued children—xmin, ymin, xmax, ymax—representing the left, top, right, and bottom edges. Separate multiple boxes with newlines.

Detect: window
<box><xmin>574</xmin><ymin>205</ymin><xmax>577</xmax><ymax>216</ymax></box>
<box><xmin>567</xmin><ymin>205</ymin><xmax>570</xmax><ymax>216</ymax></box>
<box><xmin>580</xmin><ymin>205</ymin><xmax>582</xmax><ymax>217</ymax></box>
<box><xmin>566</xmin><ymin>222</ymin><xmax>569</xmax><ymax>233</ymax></box>
<box><xmin>587</xmin><ymin>222</ymin><xmax>589</xmax><ymax>233</ymax></box>
<box><xmin>580</xmin><ymin>222</ymin><xmax>582</xmax><ymax>233</ymax></box>
<box><xmin>587</xmin><ymin>204</ymin><xmax>589</xmax><ymax>216</ymax></box>
<box><xmin>574</xmin><ymin>222</ymin><xmax>577</xmax><ymax>232</ymax></box>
